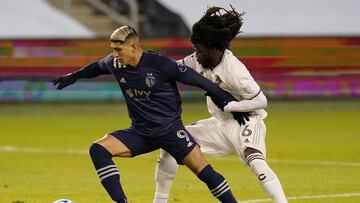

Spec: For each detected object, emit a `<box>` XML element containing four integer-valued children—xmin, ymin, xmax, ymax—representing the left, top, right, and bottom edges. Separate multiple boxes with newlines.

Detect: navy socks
<box><xmin>198</xmin><ymin>165</ymin><xmax>237</xmax><ymax>203</ymax></box>
<box><xmin>89</xmin><ymin>144</ymin><xmax>236</xmax><ymax>203</ymax></box>
<box><xmin>89</xmin><ymin>143</ymin><xmax>127</xmax><ymax>203</ymax></box>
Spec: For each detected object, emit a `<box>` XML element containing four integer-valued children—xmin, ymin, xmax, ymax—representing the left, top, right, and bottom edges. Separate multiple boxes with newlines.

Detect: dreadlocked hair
<box><xmin>191</xmin><ymin>5</ymin><xmax>244</xmax><ymax>51</ymax></box>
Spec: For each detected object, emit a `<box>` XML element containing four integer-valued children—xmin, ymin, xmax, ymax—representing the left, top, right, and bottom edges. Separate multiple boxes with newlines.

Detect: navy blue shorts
<box><xmin>109</xmin><ymin>120</ymin><xmax>197</xmax><ymax>164</ymax></box>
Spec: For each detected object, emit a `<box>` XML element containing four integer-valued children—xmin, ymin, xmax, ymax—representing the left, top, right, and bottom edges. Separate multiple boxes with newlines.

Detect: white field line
<box><xmin>269</xmin><ymin>159</ymin><xmax>360</xmax><ymax>167</ymax></box>
<box><xmin>238</xmin><ymin>193</ymin><xmax>360</xmax><ymax>203</ymax></box>
<box><xmin>1</xmin><ymin>145</ymin><xmax>360</xmax><ymax>167</ymax></box>
<box><xmin>1</xmin><ymin>146</ymin><xmax>360</xmax><ymax>202</ymax></box>
<box><xmin>0</xmin><ymin>145</ymin><xmax>87</xmax><ymax>155</ymax></box>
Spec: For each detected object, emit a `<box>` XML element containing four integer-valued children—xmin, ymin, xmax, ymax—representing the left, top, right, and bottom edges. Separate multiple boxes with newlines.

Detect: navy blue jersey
<box><xmin>75</xmin><ymin>51</ymin><xmax>234</xmax><ymax>137</ymax></box>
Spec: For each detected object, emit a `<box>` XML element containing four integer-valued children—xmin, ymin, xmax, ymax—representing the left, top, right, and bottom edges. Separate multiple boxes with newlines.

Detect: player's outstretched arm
<box><xmin>52</xmin><ymin>60</ymin><xmax>110</xmax><ymax>90</ymax></box>
<box><xmin>168</xmin><ymin>63</ymin><xmax>233</xmax><ymax>103</ymax></box>
<box><xmin>164</xmin><ymin>61</ymin><xmax>250</xmax><ymax>125</ymax></box>
<box><xmin>52</xmin><ymin>73</ymin><xmax>79</xmax><ymax>90</ymax></box>
<box><xmin>224</xmin><ymin>90</ymin><xmax>267</xmax><ymax>112</ymax></box>
<box><xmin>165</xmin><ymin>61</ymin><xmax>238</xmax><ymax>106</ymax></box>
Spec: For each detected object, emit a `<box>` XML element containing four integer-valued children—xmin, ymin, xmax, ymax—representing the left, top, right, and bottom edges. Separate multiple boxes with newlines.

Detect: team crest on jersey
<box><xmin>177</xmin><ymin>63</ymin><xmax>187</xmax><ymax>72</ymax></box>
<box><xmin>145</xmin><ymin>73</ymin><xmax>156</xmax><ymax>87</ymax></box>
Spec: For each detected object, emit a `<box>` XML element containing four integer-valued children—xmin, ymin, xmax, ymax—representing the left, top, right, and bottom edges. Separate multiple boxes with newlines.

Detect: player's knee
<box><xmin>89</xmin><ymin>143</ymin><xmax>112</xmax><ymax>159</ymax></box>
<box><xmin>183</xmin><ymin>149</ymin><xmax>209</xmax><ymax>174</ymax></box>
<box><xmin>156</xmin><ymin>150</ymin><xmax>178</xmax><ymax>180</ymax></box>
<box><xmin>244</xmin><ymin>147</ymin><xmax>262</xmax><ymax>159</ymax></box>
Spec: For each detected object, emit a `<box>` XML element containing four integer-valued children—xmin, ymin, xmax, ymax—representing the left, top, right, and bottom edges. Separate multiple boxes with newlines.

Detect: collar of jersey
<box><xmin>120</xmin><ymin>52</ymin><xmax>145</xmax><ymax>70</ymax></box>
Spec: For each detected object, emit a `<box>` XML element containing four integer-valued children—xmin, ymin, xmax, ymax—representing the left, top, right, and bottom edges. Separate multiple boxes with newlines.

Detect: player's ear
<box><xmin>130</xmin><ymin>43</ymin><xmax>138</xmax><ymax>53</ymax></box>
<box><xmin>129</xmin><ymin>39</ymin><xmax>138</xmax><ymax>49</ymax></box>
<box><xmin>131</xmin><ymin>43</ymin><xmax>137</xmax><ymax>49</ymax></box>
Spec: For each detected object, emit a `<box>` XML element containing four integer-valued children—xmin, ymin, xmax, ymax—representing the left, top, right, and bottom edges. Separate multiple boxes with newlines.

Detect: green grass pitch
<box><xmin>0</xmin><ymin>100</ymin><xmax>359</xmax><ymax>203</ymax></box>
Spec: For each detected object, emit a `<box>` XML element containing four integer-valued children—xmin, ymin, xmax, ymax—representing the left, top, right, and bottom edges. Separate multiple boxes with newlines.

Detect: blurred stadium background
<box><xmin>0</xmin><ymin>0</ymin><xmax>359</xmax><ymax>203</ymax></box>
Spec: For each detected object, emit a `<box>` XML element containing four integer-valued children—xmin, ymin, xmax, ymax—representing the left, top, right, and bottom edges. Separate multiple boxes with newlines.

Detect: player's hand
<box><xmin>224</xmin><ymin>101</ymin><xmax>251</xmax><ymax>126</ymax></box>
<box><xmin>52</xmin><ymin>73</ymin><xmax>78</xmax><ymax>90</ymax></box>
<box><xmin>205</xmin><ymin>92</ymin><xmax>228</xmax><ymax>111</ymax></box>
<box><xmin>207</xmin><ymin>94</ymin><xmax>250</xmax><ymax>125</ymax></box>
<box><xmin>232</xmin><ymin>111</ymin><xmax>250</xmax><ymax>126</ymax></box>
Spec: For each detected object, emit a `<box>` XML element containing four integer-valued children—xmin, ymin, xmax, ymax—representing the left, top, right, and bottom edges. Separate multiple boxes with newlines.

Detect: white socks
<box><xmin>153</xmin><ymin>149</ymin><xmax>178</xmax><ymax>203</ymax></box>
<box><xmin>153</xmin><ymin>150</ymin><xmax>287</xmax><ymax>203</ymax></box>
<box><xmin>248</xmin><ymin>154</ymin><xmax>288</xmax><ymax>203</ymax></box>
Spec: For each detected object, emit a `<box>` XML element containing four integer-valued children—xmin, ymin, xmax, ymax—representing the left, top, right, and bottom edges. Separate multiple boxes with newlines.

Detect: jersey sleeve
<box><xmin>226</xmin><ymin>62</ymin><xmax>261</xmax><ymax>100</ymax></box>
<box><xmin>73</xmin><ymin>54</ymin><xmax>112</xmax><ymax>78</ymax></box>
<box><xmin>224</xmin><ymin>91</ymin><xmax>267</xmax><ymax>112</ymax></box>
<box><xmin>178</xmin><ymin>52</ymin><xmax>197</xmax><ymax>70</ymax></box>
<box><xmin>162</xmin><ymin>58</ymin><xmax>236</xmax><ymax>103</ymax></box>
<box><xmin>96</xmin><ymin>54</ymin><xmax>114</xmax><ymax>74</ymax></box>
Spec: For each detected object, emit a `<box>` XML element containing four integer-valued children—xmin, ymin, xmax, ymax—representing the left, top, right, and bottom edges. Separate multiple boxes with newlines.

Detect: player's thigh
<box><xmin>229</xmin><ymin>116</ymin><xmax>267</xmax><ymax>162</ymax></box>
<box><xmin>154</xmin><ymin>121</ymin><xmax>197</xmax><ymax>165</ymax></box>
<box><xmin>98</xmin><ymin>128</ymin><xmax>156</xmax><ymax>157</ymax></box>
<box><xmin>95</xmin><ymin>134</ymin><xmax>131</xmax><ymax>157</ymax></box>
<box><xmin>186</xmin><ymin>117</ymin><xmax>231</xmax><ymax>156</ymax></box>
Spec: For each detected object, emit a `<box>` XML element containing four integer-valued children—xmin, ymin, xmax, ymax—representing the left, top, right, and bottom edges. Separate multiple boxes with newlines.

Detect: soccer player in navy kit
<box><xmin>52</xmin><ymin>26</ymin><xmax>245</xmax><ymax>203</ymax></box>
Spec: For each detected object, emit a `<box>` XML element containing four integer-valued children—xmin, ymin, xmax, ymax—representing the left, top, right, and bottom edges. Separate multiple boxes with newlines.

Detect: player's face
<box><xmin>193</xmin><ymin>43</ymin><xmax>213</xmax><ymax>69</ymax></box>
<box><xmin>111</xmin><ymin>40</ymin><xmax>136</xmax><ymax>65</ymax></box>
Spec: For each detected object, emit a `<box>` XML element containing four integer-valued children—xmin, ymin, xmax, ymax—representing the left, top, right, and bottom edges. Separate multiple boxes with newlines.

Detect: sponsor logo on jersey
<box><xmin>145</xmin><ymin>73</ymin><xmax>156</xmax><ymax>87</ymax></box>
<box><xmin>125</xmin><ymin>88</ymin><xmax>151</xmax><ymax>98</ymax></box>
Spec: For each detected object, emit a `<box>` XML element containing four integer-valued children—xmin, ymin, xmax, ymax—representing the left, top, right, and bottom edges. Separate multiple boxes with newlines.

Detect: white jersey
<box><xmin>180</xmin><ymin>49</ymin><xmax>267</xmax><ymax>120</ymax></box>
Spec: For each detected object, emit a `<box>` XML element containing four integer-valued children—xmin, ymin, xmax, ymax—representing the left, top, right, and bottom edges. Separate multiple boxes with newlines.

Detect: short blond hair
<box><xmin>110</xmin><ymin>26</ymin><xmax>138</xmax><ymax>42</ymax></box>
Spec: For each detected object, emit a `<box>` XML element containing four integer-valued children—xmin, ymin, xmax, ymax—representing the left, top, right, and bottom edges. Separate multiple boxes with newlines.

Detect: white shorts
<box><xmin>186</xmin><ymin>115</ymin><xmax>267</xmax><ymax>165</ymax></box>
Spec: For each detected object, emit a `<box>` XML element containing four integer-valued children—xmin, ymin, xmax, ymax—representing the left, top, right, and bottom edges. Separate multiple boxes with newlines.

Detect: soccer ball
<box><xmin>53</xmin><ymin>199</ymin><xmax>73</xmax><ymax>203</ymax></box>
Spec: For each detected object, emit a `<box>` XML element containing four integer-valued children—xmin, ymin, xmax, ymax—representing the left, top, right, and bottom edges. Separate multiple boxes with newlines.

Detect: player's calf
<box><xmin>89</xmin><ymin>143</ymin><xmax>128</xmax><ymax>203</ymax></box>
<box><xmin>198</xmin><ymin>165</ymin><xmax>237</xmax><ymax>203</ymax></box>
<box><xmin>183</xmin><ymin>145</ymin><xmax>237</xmax><ymax>203</ymax></box>
<box><xmin>245</xmin><ymin>149</ymin><xmax>287</xmax><ymax>203</ymax></box>
<box><xmin>153</xmin><ymin>150</ymin><xmax>178</xmax><ymax>203</ymax></box>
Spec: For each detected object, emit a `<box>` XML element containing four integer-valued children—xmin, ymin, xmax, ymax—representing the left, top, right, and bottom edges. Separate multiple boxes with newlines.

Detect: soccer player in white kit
<box><xmin>153</xmin><ymin>6</ymin><xmax>288</xmax><ymax>203</ymax></box>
